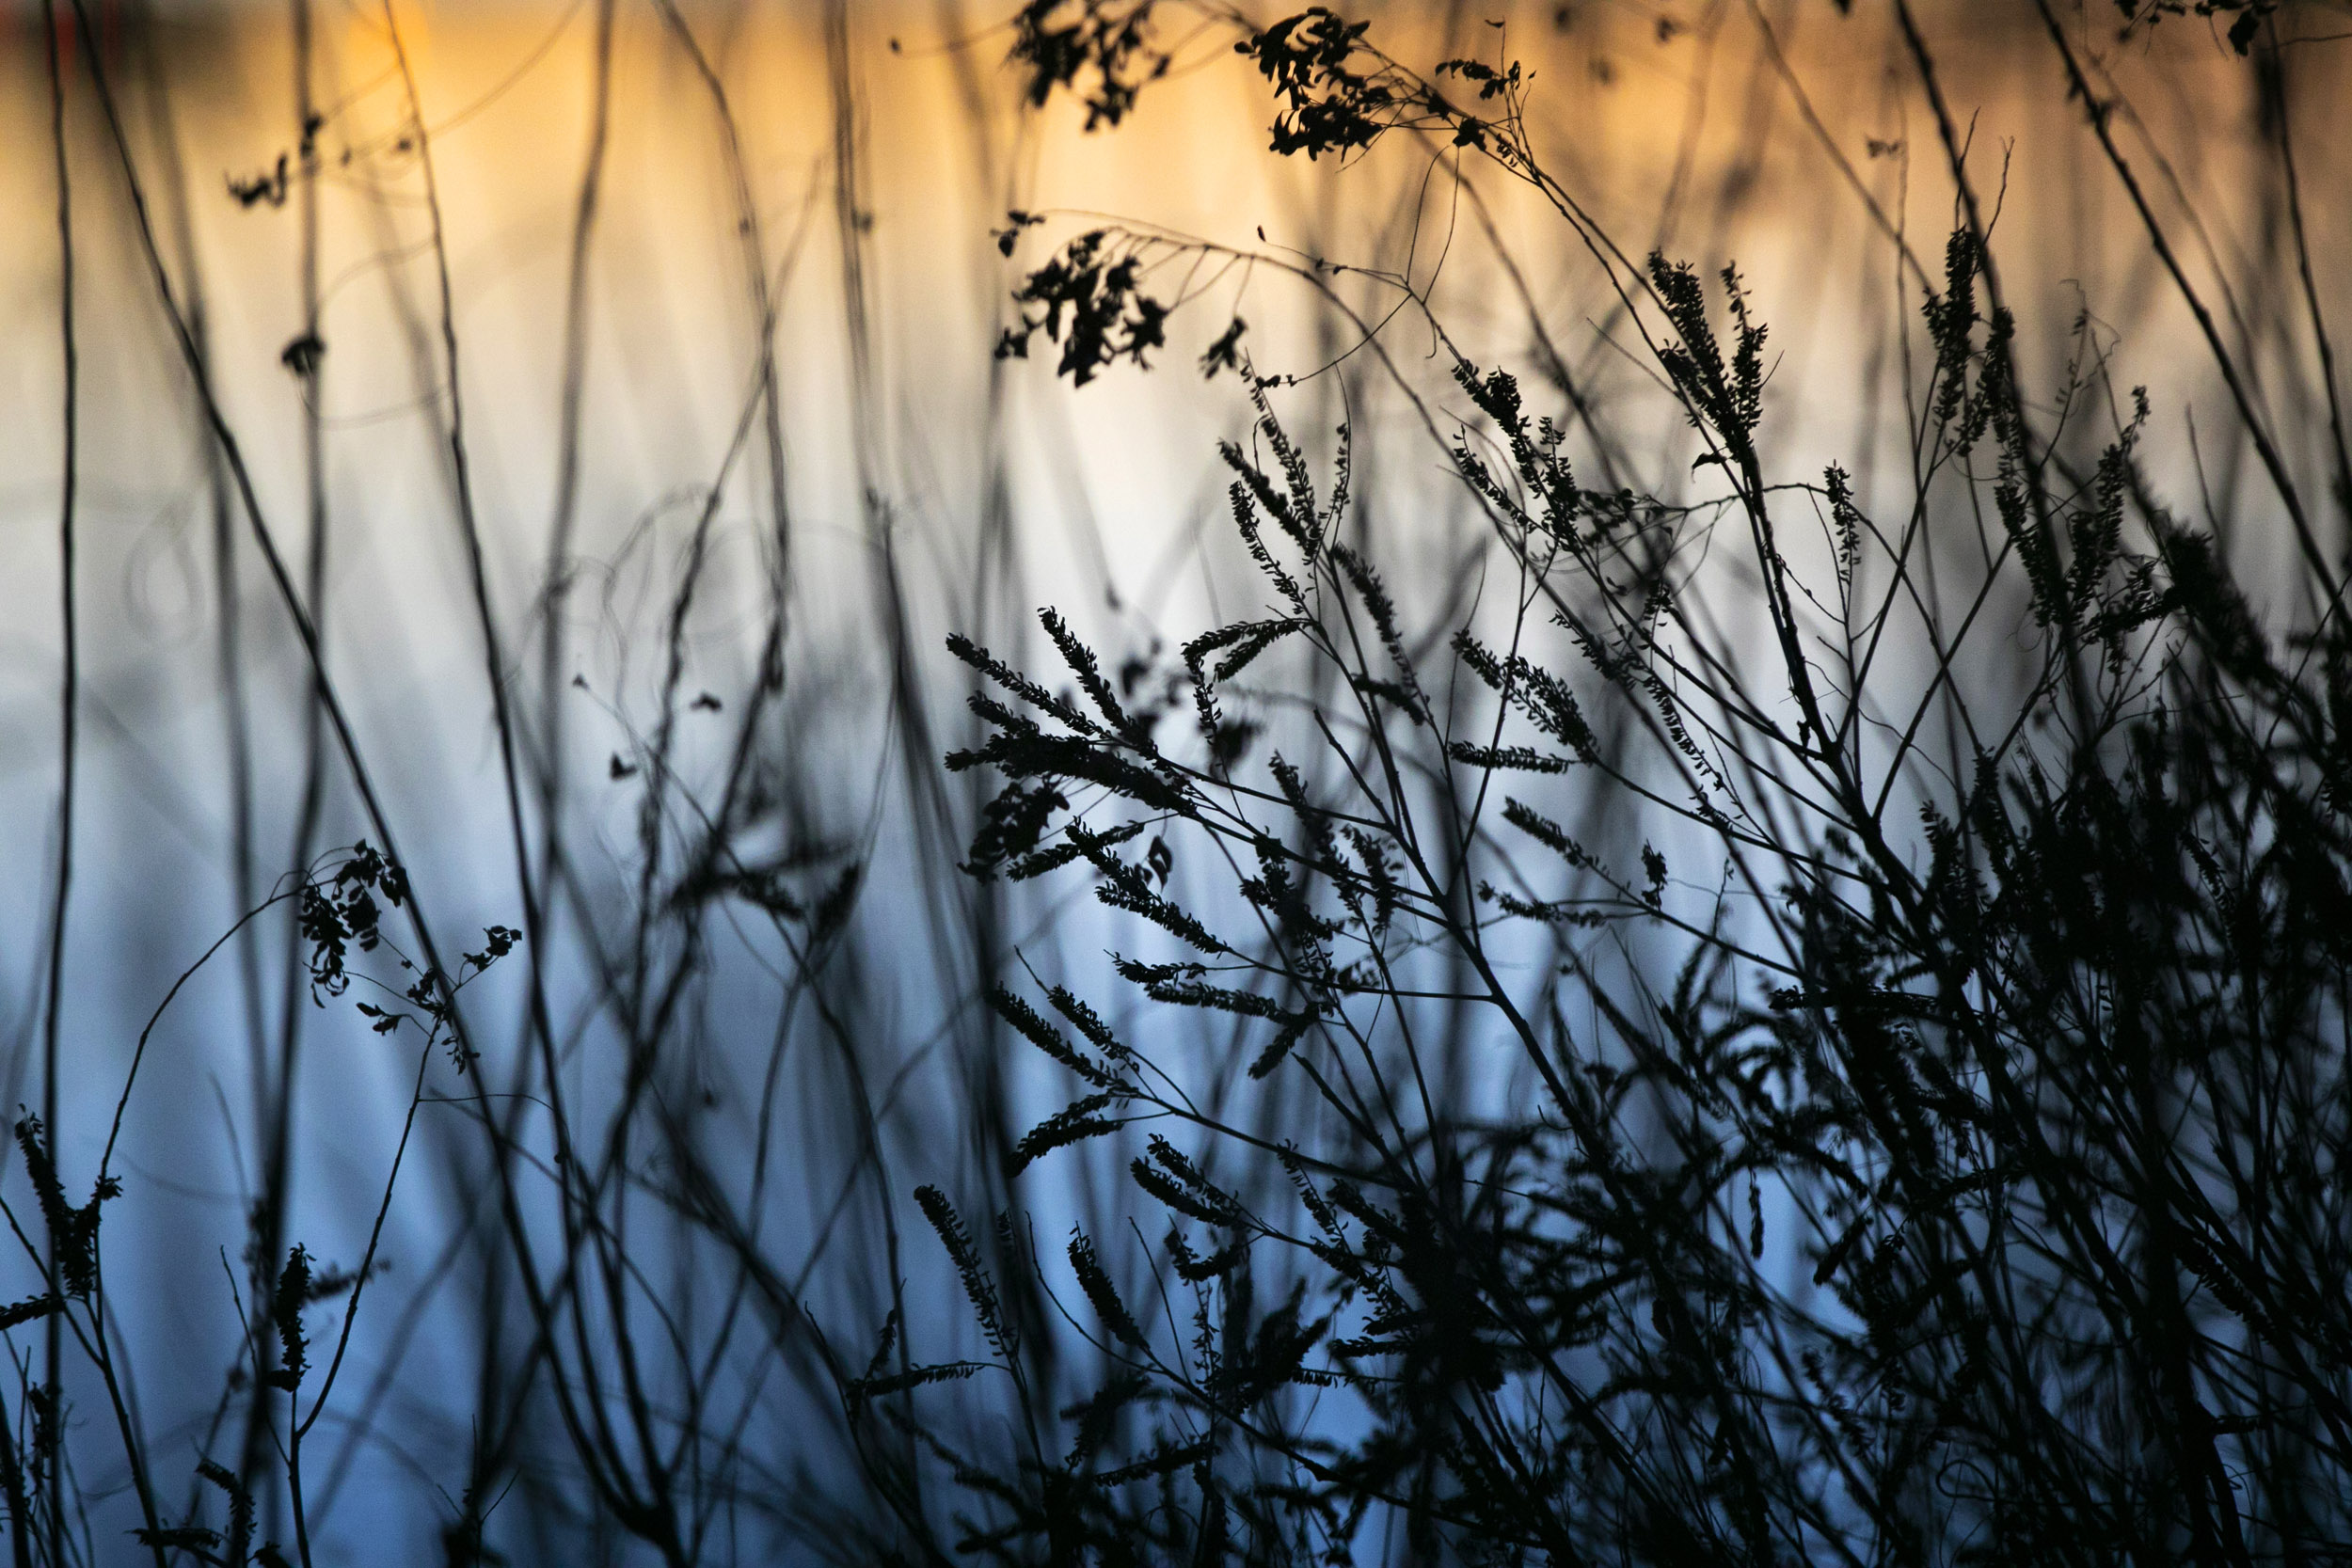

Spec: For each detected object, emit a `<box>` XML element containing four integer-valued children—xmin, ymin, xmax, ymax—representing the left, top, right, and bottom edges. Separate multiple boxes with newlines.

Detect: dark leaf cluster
<box><xmin>1009</xmin><ymin>0</ymin><xmax>1173</xmax><ymax>130</ymax></box>
<box><xmin>994</xmin><ymin>229</ymin><xmax>1172</xmax><ymax>386</ymax></box>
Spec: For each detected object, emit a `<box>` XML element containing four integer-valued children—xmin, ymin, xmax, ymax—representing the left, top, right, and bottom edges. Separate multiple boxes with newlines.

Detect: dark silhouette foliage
<box><xmin>13</xmin><ymin>1</ymin><xmax>2352</xmax><ymax>1563</ymax></box>
<box><xmin>892</xmin><ymin>7</ymin><xmax>2352</xmax><ymax>1563</ymax></box>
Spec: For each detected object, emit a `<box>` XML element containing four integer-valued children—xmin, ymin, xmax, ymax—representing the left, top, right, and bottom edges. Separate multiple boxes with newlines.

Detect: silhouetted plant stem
<box><xmin>36</xmin><ymin>7</ymin><xmax>76</xmax><ymax>1560</ymax></box>
<box><xmin>0</xmin><ymin>1381</ymin><xmax>27</xmax><ymax>1568</ymax></box>
<box><xmin>2031</xmin><ymin>0</ymin><xmax>2337</xmax><ymax>605</ymax></box>
<box><xmin>2254</xmin><ymin>17</ymin><xmax>2352</xmax><ymax>534</ymax></box>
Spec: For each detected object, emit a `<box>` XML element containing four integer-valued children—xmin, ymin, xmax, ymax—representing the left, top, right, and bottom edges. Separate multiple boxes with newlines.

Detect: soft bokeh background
<box><xmin>0</xmin><ymin>0</ymin><xmax>2345</xmax><ymax>1559</ymax></box>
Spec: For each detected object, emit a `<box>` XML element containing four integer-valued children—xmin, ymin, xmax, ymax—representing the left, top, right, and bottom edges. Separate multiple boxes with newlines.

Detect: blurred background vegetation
<box><xmin>0</xmin><ymin>0</ymin><xmax>2347</xmax><ymax>1561</ymax></box>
